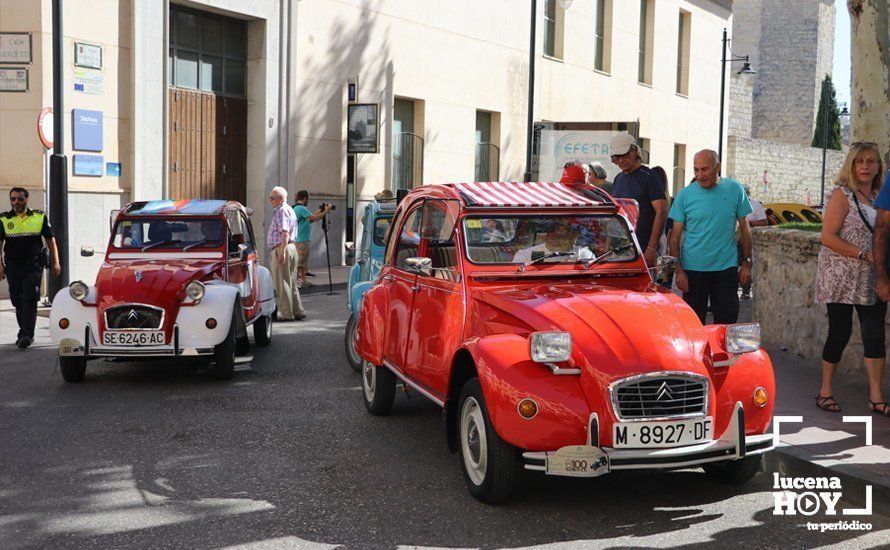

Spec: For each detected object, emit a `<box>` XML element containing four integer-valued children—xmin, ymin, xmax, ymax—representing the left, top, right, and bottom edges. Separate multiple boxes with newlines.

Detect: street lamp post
<box><xmin>819</xmin><ymin>89</ymin><xmax>849</xmax><ymax>206</ymax></box>
<box><xmin>717</xmin><ymin>28</ymin><xmax>755</xmax><ymax>166</ymax></box>
<box><xmin>524</xmin><ymin>0</ymin><xmax>573</xmax><ymax>182</ymax></box>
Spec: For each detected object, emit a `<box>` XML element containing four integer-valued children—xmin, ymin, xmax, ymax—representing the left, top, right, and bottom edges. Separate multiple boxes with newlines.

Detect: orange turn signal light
<box><xmin>518</xmin><ymin>398</ymin><xmax>538</xmax><ymax>419</ymax></box>
<box><xmin>753</xmin><ymin>387</ymin><xmax>768</xmax><ymax>407</ymax></box>
<box><xmin>59</xmin><ymin>318</ymin><xmax>70</xmax><ymax>329</ymax></box>
<box><xmin>205</xmin><ymin>318</ymin><xmax>217</xmax><ymax>329</ymax></box>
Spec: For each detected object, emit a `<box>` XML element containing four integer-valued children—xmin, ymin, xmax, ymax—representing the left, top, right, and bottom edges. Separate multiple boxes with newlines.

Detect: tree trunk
<box><xmin>848</xmin><ymin>0</ymin><xmax>890</xmax><ymax>166</ymax></box>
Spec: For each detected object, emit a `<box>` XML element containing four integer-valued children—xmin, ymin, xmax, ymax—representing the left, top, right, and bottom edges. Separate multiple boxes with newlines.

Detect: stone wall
<box><xmin>753</xmin><ymin>227</ymin><xmax>875</xmax><ymax>376</ymax></box>
<box><xmin>728</xmin><ymin>75</ymin><xmax>753</xmax><ymax>140</ymax></box>
<box><xmin>725</xmin><ymin>136</ymin><xmax>845</xmax><ymax>204</ymax></box>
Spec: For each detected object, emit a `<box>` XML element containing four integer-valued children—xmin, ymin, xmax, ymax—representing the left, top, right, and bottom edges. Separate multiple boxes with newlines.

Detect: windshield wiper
<box><xmin>141</xmin><ymin>239</ymin><xmax>175</xmax><ymax>252</ymax></box>
<box><xmin>183</xmin><ymin>239</ymin><xmax>209</xmax><ymax>251</ymax></box>
<box><xmin>519</xmin><ymin>250</ymin><xmax>575</xmax><ymax>271</ymax></box>
<box><xmin>584</xmin><ymin>243</ymin><xmax>635</xmax><ymax>269</ymax></box>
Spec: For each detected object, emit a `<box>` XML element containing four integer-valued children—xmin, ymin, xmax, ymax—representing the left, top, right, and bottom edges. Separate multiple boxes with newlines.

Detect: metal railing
<box><xmin>474</xmin><ymin>142</ymin><xmax>500</xmax><ymax>182</ymax></box>
<box><xmin>393</xmin><ymin>132</ymin><xmax>424</xmax><ymax>191</ymax></box>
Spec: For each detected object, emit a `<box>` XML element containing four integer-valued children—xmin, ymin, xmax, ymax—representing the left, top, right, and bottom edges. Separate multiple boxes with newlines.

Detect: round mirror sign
<box><xmin>38</xmin><ymin>107</ymin><xmax>53</xmax><ymax>149</ymax></box>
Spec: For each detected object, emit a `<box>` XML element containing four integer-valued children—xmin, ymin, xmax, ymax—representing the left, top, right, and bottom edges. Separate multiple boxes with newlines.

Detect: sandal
<box><xmin>816</xmin><ymin>395</ymin><xmax>842</xmax><ymax>412</ymax></box>
<box><xmin>869</xmin><ymin>401</ymin><xmax>890</xmax><ymax>417</ymax></box>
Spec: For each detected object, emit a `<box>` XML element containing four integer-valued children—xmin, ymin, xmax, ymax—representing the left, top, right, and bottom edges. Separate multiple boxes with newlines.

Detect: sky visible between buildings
<box><xmin>833</xmin><ymin>0</ymin><xmax>852</xmax><ymax>105</ymax></box>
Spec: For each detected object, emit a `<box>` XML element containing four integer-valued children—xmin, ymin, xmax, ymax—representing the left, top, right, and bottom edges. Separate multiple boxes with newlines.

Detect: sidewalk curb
<box><xmin>765</xmin><ymin>446</ymin><xmax>889</xmax><ymax>512</ymax></box>
<box><xmin>299</xmin><ymin>282</ymin><xmax>348</xmax><ymax>296</ymax></box>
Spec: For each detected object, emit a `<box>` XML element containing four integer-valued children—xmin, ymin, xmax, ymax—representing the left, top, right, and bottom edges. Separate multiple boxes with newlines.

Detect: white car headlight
<box><xmin>69</xmin><ymin>281</ymin><xmax>89</xmax><ymax>301</ymax></box>
<box><xmin>726</xmin><ymin>323</ymin><xmax>761</xmax><ymax>354</ymax></box>
<box><xmin>530</xmin><ymin>332</ymin><xmax>572</xmax><ymax>363</ymax></box>
<box><xmin>186</xmin><ymin>281</ymin><xmax>206</xmax><ymax>302</ymax></box>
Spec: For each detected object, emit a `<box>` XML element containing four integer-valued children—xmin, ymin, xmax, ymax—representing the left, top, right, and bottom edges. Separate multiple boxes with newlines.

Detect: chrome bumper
<box><xmin>59</xmin><ymin>325</ymin><xmax>215</xmax><ymax>358</ymax></box>
<box><xmin>523</xmin><ymin>402</ymin><xmax>774</xmax><ymax>476</ymax></box>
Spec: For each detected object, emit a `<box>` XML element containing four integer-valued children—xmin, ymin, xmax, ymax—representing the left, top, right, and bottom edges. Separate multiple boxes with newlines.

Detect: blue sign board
<box><xmin>72</xmin><ymin>109</ymin><xmax>103</xmax><ymax>151</ymax></box>
<box><xmin>73</xmin><ymin>154</ymin><xmax>104</xmax><ymax>176</ymax></box>
<box><xmin>106</xmin><ymin>162</ymin><xmax>121</xmax><ymax>177</ymax></box>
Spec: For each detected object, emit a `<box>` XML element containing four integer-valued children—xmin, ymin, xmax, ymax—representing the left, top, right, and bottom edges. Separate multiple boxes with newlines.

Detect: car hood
<box><xmin>471</xmin><ymin>283</ymin><xmax>710</xmax><ymax>382</ymax></box>
<box><xmin>95</xmin><ymin>258</ymin><xmax>223</xmax><ymax>328</ymax></box>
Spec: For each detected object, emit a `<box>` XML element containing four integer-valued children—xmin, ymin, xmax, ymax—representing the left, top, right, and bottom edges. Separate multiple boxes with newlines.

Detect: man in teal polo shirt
<box><xmin>293</xmin><ymin>190</ymin><xmax>332</xmax><ymax>288</ymax></box>
<box><xmin>668</xmin><ymin>149</ymin><xmax>753</xmax><ymax>324</ymax></box>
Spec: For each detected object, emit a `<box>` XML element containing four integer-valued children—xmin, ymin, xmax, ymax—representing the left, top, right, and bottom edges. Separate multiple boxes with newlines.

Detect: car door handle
<box><xmin>411</xmin><ymin>284</ymin><xmax>420</xmax><ymax>292</ymax></box>
<box><xmin>382</xmin><ymin>274</ymin><xmax>393</xmax><ymax>282</ymax></box>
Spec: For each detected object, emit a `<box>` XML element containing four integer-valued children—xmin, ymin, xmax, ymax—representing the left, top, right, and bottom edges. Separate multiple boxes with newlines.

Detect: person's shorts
<box><xmin>295</xmin><ymin>241</ymin><xmax>310</xmax><ymax>269</ymax></box>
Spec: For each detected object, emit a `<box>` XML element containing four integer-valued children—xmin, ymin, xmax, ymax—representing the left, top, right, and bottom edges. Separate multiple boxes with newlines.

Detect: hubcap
<box><xmin>460</xmin><ymin>396</ymin><xmax>487</xmax><ymax>486</ymax></box>
<box><xmin>362</xmin><ymin>360</ymin><xmax>376</xmax><ymax>402</ymax></box>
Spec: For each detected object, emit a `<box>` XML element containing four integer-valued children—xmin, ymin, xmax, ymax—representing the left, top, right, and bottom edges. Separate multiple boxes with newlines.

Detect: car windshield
<box><xmin>112</xmin><ymin>218</ymin><xmax>225</xmax><ymax>250</ymax></box>
<box><xmin>463</xmin><ymin>215</ymin><xmax>636</xmax><ymax>265</ymax></box>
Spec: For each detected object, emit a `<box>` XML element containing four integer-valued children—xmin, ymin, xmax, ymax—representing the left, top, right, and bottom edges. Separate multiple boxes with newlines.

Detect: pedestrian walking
<box><xmin>668</xmin><ymin>150</ymin><xmax>753</xmax><ymax>324</ymax></box>
<box><xmin>585</xmin><ymin>161</ymin><xmax>612</xmax><ymax>194</ymax></box>
<box><xmin>0</xmin><ymin>187</ymin><xmax>61</xmax><ymax>348</ymax></box>
<box><xmin>818</xmin><ymin>142</ymin><xmax>887</xmax><ymax>415</ymax></box>
<box><xmin>292</xmin><ymin>190</ymin><xmax>332</xmax><ymax>288</ymax></box>
<box><xmin>267</xmin><ymin>186</ymin><xmax>304</xmax><ymax>321</ymax></box>
<box><xmin>609</xmin><ymin>132</ymin><xmax>667</xmax><ymax>266</ymax></box>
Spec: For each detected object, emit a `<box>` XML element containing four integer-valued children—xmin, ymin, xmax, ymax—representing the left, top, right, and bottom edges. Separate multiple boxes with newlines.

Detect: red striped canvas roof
<box><xmin>450</xmin><ymin>182</ymin><xmax>606</xmax><ymax>208</ymax></box>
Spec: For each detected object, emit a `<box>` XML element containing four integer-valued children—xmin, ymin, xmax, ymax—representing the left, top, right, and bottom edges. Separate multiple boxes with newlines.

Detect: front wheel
<box><xmin>254</xmin><ymin>314</ymin><xmax>272</xmax><ymax>347</ymax></box>
<box><xmin>60</xmin><ymin>356</ymin><xmax>87</xmax><ymax>383</ymax></box>
<box><xmin>344</xmin><ymin>314</ymin><xmax>362</xmax><ymax>372</ymax></box>
<box><xmin>361</xmin><ymin>360</ymin><xmax>396</xmax><ymax>415</ymax></box>
<box><xmin>458</xmin><ymin>378</ymin><xmax>517</xmax><ymax>504</ymax></box>
<box><xmin>214</xmin><ymin>312</ymin><xmax>237</xmax><ymax>380</ymax></box>
<box><xmin>703</xmin><ymin>455</ymin><xmax>762</xmax><ymax>484</ymax></box>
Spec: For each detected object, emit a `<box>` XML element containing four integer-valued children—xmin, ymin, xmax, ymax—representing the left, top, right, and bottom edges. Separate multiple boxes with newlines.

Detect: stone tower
<box><xmin>731</xmin><ymin>0</ymin><xmax>836</xmax><ymax>145</ymax></box>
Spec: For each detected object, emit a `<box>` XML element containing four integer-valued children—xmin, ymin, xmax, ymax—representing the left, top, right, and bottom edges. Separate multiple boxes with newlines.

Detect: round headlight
<box><xmin>186</xmin><ymin>281</ymin><xmax>206</xmax><ymax>302</ymax></box>
<box><xmin>69</xmin><ymin>281</ymin><xmax>89</xmax><ymax>301</ymax></box>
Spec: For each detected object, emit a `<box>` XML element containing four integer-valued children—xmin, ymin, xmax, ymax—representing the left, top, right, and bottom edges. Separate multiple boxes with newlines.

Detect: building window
<box><xmin>393</xmin><ymin>98</ymin><xmax>424</xmax><ymax>191</ymax></box>
<box><xmin>594</xmin><ymin>0</ymin><xmax>612</xmax><ymax>72</ymax></box>
<box><xmin>673</xmin><ymin>143</ymin><xmax>687</xmax><ymax>196</ymax></box>
<box><xmin>169</xmin><ymin>6</ymin><xmax>246</xmax><ymax>97</ymax></box>
<box><xmin>544</xmin><ymin>0</ymin><xmax>557</xmax><ymax>57</ymax></box>
<box><xmin>676</xmin><ymin>11</ymin><xmax>691</xmax><ymax>96</ymax></box>
<box><xmin>640</xmin><ymin>137</ymin><xmax>651</xmax><ymax>165</ymax></box>
<box><xmin>638</xmin><ymin>0</ymin><xmax>655</xmax><ymax>85</ymax></box>
<box><xmin>475</xmin><ymin>111</ymin><xmax>500</xmax><ymax>182</ymax></box>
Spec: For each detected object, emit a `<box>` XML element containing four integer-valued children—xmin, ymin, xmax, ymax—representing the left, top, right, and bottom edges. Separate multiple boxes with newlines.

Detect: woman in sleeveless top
<box><xmin>815</xmin><ymin>142</ymin><xmax>888</xmax><ymax>415</ymax></box>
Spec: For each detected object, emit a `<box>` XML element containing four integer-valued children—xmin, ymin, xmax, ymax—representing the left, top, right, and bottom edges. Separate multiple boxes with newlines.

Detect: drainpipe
<box><xmin>162</xmin><ymin>0</ymin><xmax>170</xmax><ymax>199</ymax></box>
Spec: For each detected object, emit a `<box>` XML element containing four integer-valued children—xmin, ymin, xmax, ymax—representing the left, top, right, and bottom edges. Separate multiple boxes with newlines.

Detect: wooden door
<box><xmin>169</xmin><ymin>89</ymin><xmax>246</xmax><ymax>203</ymax></box>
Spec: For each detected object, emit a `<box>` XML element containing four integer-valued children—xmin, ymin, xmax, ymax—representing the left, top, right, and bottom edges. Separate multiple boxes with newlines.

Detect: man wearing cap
<box><xmin>609</xmin><ymin>132</ymin><xmax>667</xmax><ymax>265</ymax></box>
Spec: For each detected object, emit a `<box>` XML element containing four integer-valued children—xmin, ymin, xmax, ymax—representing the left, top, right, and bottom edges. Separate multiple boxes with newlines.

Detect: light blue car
<box><xmin>345</xmin><ymin>199</ymin><xmax>396</xmax><ymax>371</ymax></box>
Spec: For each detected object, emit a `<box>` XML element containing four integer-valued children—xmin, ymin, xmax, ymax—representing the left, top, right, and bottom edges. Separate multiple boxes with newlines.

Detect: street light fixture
<box><xmin>524</xmin><ymin>0</ymin><xmax>573</xmax><ymax>182</ymax></box>
<box><xmin>717</xmin><ymin>28</ymin><xmax>755</xmax><ymax>166</ymax></box>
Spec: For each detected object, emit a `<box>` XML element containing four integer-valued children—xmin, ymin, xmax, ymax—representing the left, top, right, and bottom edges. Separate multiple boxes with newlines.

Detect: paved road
<box><xmin>2</xmin><ymin>293</ymin><xmax>888</xmax><ymax>549</ymax></box>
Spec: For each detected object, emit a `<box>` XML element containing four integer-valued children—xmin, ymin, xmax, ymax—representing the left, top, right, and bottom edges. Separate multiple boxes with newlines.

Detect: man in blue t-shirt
<box><xmin>873</xmin><ymin>171</ymin><xmax>890</xmax><ymax>301</ymax></box>
<box><xmin>293</xmin><ymin>190</ymin><xmax>333</xmax><ymax>287</ymax></box>
<box><xmin>609</xmin><ymin>132</ymin><xmax>667</xmax><ymax>266</ymax></box>
<box><xmin>668</xmin><ymin>149</ymin><xmax>753</xmax><ymax>324</ymax></box>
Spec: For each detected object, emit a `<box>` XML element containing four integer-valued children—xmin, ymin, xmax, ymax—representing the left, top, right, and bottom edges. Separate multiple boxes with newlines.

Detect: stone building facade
<box><xmin>731</xmin><ymin>0</ymin><xmax>836</xmax><ymax>145</ymax></box>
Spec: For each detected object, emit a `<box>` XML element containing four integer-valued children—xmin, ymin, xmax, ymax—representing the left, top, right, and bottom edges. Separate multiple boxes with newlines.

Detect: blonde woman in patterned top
<box><xmin>815</xmin><ymin>142</ymin><xmax>887</xmax><ymax>415</ymax></box>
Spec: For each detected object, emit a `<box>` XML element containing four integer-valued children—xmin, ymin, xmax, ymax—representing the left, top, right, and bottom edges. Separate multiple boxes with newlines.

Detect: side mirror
<box><xmin>404</xmin><ymin>256</ymin><xmax>432</xmax><ymax>276</ymax></box>
<box><xmin>230</xmin><ymin>243</ymin><xmax>248</xmax><ymax>260</ymax></box>
<box><xmin>654</xmin><ymin>255</ymin><xmax>677</xmax><ymax>287</ymax></box>
<box><xmin>80</xmin><ymin>245</ymin><xmax>95</xmax><ymax>257</ymax></box>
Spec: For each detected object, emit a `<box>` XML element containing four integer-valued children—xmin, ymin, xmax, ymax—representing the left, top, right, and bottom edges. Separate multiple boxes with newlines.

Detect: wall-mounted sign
<box><xmin>38</xmin><ymin>107</ymin><xmax>54</xmax><ymax>148</ymax></box>
<box><xmin>0</xmin><ymin>67</ymin><xmax>28</xmax><ymax>92</ymax></box>
<box><xmin>106</xmin><ymin>162</ymin><xmax>121</xmax><ymax>177</ymax></box>
<box><xmin>73</xmin><ymin>67</ymin><xmax>104</xmax><ymax>95</ymax></box>
<box><xmin>74</xmin><ymin>42</ymin><xmax>102</xmax><ymax>69</ymax></box>
<box><xmin>347</xmin><ymin>103</ymin><xmax>379</xmax><ymax>154</ymax></box>
<box><xmin>72</xmin><ymin>109</ymin><xmax>103</xmax><ymax>151</ymax></box>
<box><xmin>73</xmin><ymin>154</ymin><xmax>104</xmax><ymax>177</ymax></box>
<box><xmin>0</xmin><ymin>33</ymin><xmax>31</xmax><ymax>64</ymax></box>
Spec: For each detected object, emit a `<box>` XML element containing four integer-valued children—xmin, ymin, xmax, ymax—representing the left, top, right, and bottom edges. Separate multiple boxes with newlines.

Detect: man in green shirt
<box><xmin>293</xmin><ymin>190</ymin><xmax>333</xmax><ymax>288</ymax></box>
<box><xmin>668</xmin><ymin>150</ymin><xmax>753</xmax><ymax>324</ymax></box>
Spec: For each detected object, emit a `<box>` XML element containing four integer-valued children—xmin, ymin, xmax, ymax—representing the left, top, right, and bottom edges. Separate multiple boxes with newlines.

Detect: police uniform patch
<box><xmin>7</xmin><ymin>222</ymin><xmax>12</xmax><ymax>230</ymax></box>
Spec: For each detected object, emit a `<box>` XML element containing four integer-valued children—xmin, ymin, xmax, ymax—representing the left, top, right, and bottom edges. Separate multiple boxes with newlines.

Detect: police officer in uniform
<box><xmin>0</xmin><ymin>187</ymin><xmax>61</xmax><ymax>348</ymax></box>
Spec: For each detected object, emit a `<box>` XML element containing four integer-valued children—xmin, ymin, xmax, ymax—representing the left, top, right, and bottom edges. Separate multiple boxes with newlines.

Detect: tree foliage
<box><xmin>812</xmin><ymin>75</ymin><xmax>843</xmax><ymax>150</ymax></box>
